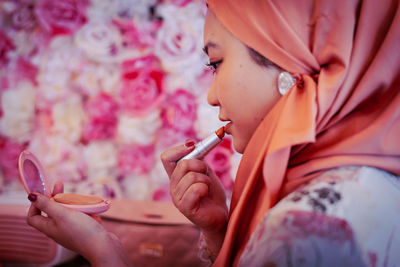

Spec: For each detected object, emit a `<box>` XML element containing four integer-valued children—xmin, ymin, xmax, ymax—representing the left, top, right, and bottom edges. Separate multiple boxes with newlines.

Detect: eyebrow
<box><xmin>202</xmin><ymin>41</ymin><xmax>219</xmax><ymax>55</ymax></box>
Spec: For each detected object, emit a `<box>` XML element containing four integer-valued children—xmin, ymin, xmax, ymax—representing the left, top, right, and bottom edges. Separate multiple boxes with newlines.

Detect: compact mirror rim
<box><xmin>18</xmin><ymin>150</ymin><xmax>51</xmax><ymax>197</ymax></box>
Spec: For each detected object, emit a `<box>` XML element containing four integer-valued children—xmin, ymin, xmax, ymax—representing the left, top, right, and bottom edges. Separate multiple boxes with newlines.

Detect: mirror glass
<box><xmin>23</xmin><ymin>159</ymin><xmax>45</xmax><ymax>195</ymax></box>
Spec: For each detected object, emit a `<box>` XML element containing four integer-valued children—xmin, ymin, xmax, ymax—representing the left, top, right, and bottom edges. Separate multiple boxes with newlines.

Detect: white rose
<box><xmin>117</xmin><ymin>110</ymin><xmax>162</xmax><ymax>145</ymax></box>
<box><xmin>28</xmin><ymin>134</ymin><xmax>72</xmax><ymax>166</ymax></box>
<box><xmin>68</xmin><ymin>178</ymin><xmax>122</xmax><ymax>199</ymax></box>
<box><xmin>46</xmin><ymin>36</ymin><xmax>85</xmax><ymax>72</ymax></box>
<box><xmin>97</xmin><ymin>64</ymin><xmax>121</xmax><ymax>94</ymax></box>
<box><xmin>74</xmin><ymin>63</ymin><xmax>121</xmax><ymax>97</ymax></box>
<box><xmin>86</xmin><ymin>0</ymin><xmax>122</xmax><ymax>22</ymax></box>
<box><xmin>87</xmin><ymin>0</ymin><xmax>156</xmax><ymax>22</ymax></box>
<box><xmin>27</xmin><ymin>134</ymin><xmax>85</xmax><ymax>183</ymax></box>
<box><xmin>11</xmin><ymin>31</ymin><xmax>36</xmax><ymax>58</ymax></box>
<box><xmin>34</xmin><ymin>36</ymin><xmax>84</xmax><ymax>104</ymax></box>
<box><xmin>154</xmin><ymin>2</ymin><xmax>206</xmax><ymax>76</ymax></box>
<box><xmin>0</xmin><ymin>81</ymin><xmax>35</xmax><ymax>142</ymax></box>
<box><xmin>83</xmin><ymin>141</ymin><xmax>118</xmax><ymax>181</ymax></box>
<box><xmin>120</xmin><ymin>174</ymin><xmax>151</xmax><ymax>200</ymax></box>
<box><xmin>194</xmin><ymin>95</ymin><xmax>224</xmax><ymax>139</ymax></box>
<box><xmin>75</xmin><ymin>22</ymin><xmax>135</xmax><ymax>63</ymax></box>
<box><xmin>51</xmin><ymin>93</ymin><xmax>85</xmax><ymax>143</ymax></box>
<box><xmin>149</xmin><ymin>159</ymin><xmax>170</xmax><ymax>186</ymax></box>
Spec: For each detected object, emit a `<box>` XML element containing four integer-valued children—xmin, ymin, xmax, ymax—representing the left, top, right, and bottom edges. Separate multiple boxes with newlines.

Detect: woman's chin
<box><xmin>233</xmin><ymin>140</ymin><xmax>246</xmax><ymax>154</ymax></box>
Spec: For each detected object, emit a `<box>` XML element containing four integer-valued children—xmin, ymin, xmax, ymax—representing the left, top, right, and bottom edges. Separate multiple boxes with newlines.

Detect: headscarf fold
<box><xmin>206</xmin><ymin>0</ymin><xmax>400</xmax><ymax>266</ymax></box>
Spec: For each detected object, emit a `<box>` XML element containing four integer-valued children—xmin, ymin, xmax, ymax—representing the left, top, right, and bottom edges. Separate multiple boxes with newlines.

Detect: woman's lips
<box><xmin>224</xmin><ymin>122</ymin><xmax>233</xmax><ymax>134</ymax></box>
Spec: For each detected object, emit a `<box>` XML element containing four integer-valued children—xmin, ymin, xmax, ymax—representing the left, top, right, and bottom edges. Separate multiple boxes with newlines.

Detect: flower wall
<box><xmin>0</xmin><ymin>0</ymin><xmax>240</xmax><ymax>201</ymax></box>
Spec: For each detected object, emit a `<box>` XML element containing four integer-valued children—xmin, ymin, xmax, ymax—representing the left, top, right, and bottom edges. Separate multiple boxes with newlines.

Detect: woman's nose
<box><xmin>207</xmin><ymin>80</ymin><xmax>219</xmax><ymax>107</ymax></box>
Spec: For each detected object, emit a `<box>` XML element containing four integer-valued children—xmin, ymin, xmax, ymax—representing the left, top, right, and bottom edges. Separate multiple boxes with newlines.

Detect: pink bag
<box><xmin>100</xmin><ymin>199</ymin><xmax>207</xmax><ymax>267</ymax></box>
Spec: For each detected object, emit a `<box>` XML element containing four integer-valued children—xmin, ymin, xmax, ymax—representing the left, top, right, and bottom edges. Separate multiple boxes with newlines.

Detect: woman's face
<box><xmin>204</xmin><ymin>10</ymin><xmax>281</xmax><ymax>153</ymax></box>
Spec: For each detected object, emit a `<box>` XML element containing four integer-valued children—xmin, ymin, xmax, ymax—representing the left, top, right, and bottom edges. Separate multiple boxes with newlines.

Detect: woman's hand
<box><xmin>26</xmin><ymin>182</ymin><xmax>131</xmax><ymax>267</ymax></box>
<box><xmin>161</xmin><ymin>141</ymin><xmax>228</xmax><ymax>258</ymax></box>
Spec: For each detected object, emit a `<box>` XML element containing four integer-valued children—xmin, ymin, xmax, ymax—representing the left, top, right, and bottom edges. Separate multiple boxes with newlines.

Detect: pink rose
<box><xmin>82</xmin><ymin>93</ymin><xmax>118</xmax><ymax>142</ymax></box>
<box><xmin>112</xmin><ymin>16</ymin><xmax>162</xmax><ymax>50</ymax></box>
<box><xmin>152</xmin><ymin>185</ymin><xmax>172</xmax><ymax>202</ymax></box>
<box><xmin>86</xmin><ymin>93</ymin><xmax>118</xmax><ymax>121</ymax></box>
<box><xmin>0</xmin><ymin>136</ymin><xmax>25</xmax><ymax>182</ymax></box>
<box><xmin>0</xmin><ymin>31</ymin><xmax>15</xmax><ymax>68</ymax></box>
<box><xmin>161</xmin><ymin>89</ymin><xmax>197</xmax><ymax>133</ymax></box>
<box><xmin>205</xmin><ymin>138</ymin><xmax>234</xmax><ymax>190</ymax></box>
<box><xmin>158</xmin><ymin>127</ymin><xmax>196</xmax><ymax>148</ymax></box>
<box><xmin>35</xmin><ymin>0</ymin><xmax>89</xmax><ymax>35</ymax></box>
<box><xmin>120</xmin><ymin>56</ymin><xmax>164</xmax><ymax>116</ymax></box>
<box><xmin>118</xmin><ymin>145</ymin><xmax>155</xmax><ymax>175</ymax></box>
<box><xmin>11</xmin><ymin>3</ymin><xmax>37</xmax><ymax>30</ymax></box>
<box><xmin>82</xmin><ymin>118</ymin><xmax>116</xmax><ymax>142</ymax></box>
<box><xmin>6</xmin><ymin>57</ymin><xmax>38</xmax><ymax>87</ymax></box>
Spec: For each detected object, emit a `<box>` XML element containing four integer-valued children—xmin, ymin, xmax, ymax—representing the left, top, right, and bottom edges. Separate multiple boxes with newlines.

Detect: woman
<box><xmin>27</xmin><ymin>0</ymin><xmax>400</xmax><ymax>266</ymax></box>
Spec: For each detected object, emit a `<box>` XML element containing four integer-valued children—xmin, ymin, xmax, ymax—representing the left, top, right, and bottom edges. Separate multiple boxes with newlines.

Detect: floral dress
<box><xmin>238</xmin><ymin>166</ymin><xmax>400</xmax><ymax>267</ymax></box>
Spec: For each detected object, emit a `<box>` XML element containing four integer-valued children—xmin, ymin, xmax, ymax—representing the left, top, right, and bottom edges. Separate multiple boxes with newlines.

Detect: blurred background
<box><xmin>0</xmin><ymin>0</ymin><xmax>240</xmax><ymax>202</ymax></box>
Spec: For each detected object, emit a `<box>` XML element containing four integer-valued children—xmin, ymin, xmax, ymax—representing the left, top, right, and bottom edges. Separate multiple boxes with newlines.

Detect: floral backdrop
<box><xmin>0</xmin><ymin>0</ymin><xmax>240</xmax><ymax>202</ymax></box>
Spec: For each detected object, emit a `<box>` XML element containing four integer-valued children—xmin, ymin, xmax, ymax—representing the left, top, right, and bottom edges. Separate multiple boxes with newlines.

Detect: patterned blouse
<box><xmin>238</xmin><ymin>166</ymin><xmax>400</xmax><ymax>267</ymax></box>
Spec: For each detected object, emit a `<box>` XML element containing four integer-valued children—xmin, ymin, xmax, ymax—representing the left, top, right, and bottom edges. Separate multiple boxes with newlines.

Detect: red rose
<box><xmin>120</xmin><ymin>55</ymin><xmax>164</xmax><ymax>116</ymax></box>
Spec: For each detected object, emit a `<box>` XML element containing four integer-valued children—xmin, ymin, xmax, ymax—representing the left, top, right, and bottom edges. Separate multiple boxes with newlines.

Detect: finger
<box><xmin>52</xmin><ymin>181</ymin><xmax>64</xmax><ymax>196</ymax></box>
<box><xmin>27</xmin><ymin>200</ymin><xmax>54</xmax><ymax>234</ymax></box>
<box><xmin>30</xmin><ymin>193</ymin><xmax>67</xmax><ymax>221</ymax></box>
<box><xmin>170</xmin><ymin>159</ymin><xmax>208</xmax><ymax>188</ymax></box>
<box><xmin>161</xmin><ymin>141</ymin><xmax>195</xmax><ymax>177</ymax></box>
<box><xmin>179</xmin><ymin>183</ymin><xmax>209</xmax><ymax>215</ymax></box>
<box><xmin>27</xmin><ymin>204</ymin><xmax>53</xmax><ymax>233</ymax></box>
<box><xmin>172</xmin><ymin>172</ymin><xmax>210</xmax><ymax>203</ymax></box>
<box><xmin>27</xmin><ymin>200</ymin><xmax>42</xmax><ymax>218</ymax></box>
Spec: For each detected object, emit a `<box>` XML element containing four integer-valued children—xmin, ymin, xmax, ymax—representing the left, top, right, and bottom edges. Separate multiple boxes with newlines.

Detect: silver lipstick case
<box><xmin>179</xmin><ymin>133</ymin><xmax>222</xmax><ymax>162</ymax></box>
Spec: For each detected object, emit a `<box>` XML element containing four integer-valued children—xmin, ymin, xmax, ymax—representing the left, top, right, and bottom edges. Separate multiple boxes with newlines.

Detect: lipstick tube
<box><xmin>178</xmin><ymin>126</ymin><xmax>225</xmax><ymax>162</ymax></box>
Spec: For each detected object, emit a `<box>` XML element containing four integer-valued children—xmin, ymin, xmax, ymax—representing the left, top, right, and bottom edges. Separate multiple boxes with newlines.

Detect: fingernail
<box><xmin>185</xmin><ymin>140</ymin><xmax>195</xmax><ymax>147</ymax></box>
<box><xmin>28</xmin><ymin>193</ymin><xmax>37</xmax><ymax>202</ymax></box>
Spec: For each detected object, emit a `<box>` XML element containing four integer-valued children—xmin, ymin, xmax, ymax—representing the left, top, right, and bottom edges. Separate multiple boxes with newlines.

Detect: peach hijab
<box><xmin>206</xmin><ymin>0</ymin><xmax>400</xmax><ymax>266</ymax></box>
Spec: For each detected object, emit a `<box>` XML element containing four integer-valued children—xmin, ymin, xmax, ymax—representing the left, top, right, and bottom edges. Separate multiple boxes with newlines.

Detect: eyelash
<box><xmin>206</xmin><ymin>60</ymin><xmax>222</xmax><ymax>73</ymax></box>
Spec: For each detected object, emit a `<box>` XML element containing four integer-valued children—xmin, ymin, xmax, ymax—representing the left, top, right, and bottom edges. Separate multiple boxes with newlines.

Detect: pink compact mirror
<box><xmin>19</xmin><ymin>150</ymin><xmax>110</xmax><ymax>214</ymax></box>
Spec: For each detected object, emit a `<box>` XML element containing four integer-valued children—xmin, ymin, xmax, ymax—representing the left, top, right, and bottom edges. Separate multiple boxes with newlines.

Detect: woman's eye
<box><xmin>206</xmin><ymin>60</ymin><xmax>222</xmax><ymax>73</ymax></box>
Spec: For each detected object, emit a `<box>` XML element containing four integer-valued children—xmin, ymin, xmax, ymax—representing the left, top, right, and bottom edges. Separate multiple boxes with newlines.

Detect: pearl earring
<box><xmin>278</xmin><ymin>72</ymin><xmax>296</xmax><ymax>95</ymax></box>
